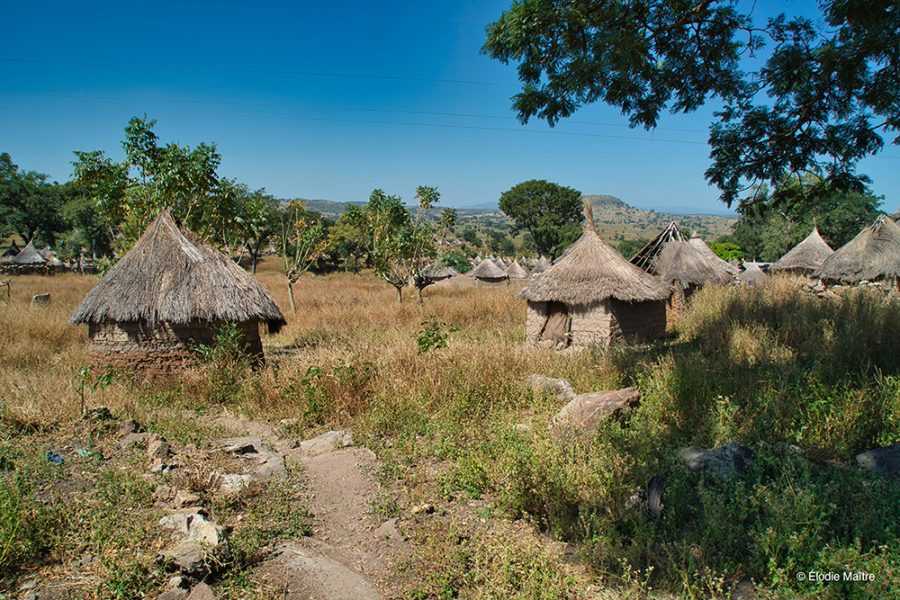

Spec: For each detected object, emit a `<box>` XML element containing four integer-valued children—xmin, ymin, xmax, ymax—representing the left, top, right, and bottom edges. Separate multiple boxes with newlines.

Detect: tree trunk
<box><xmin>396</xmin><ymin>285</ymin><xmax>403</xmax><ymax>303</ymax></box>
<box><xmin>287</xmin><ymin>278</ymin><xmax>297</xmax><ymax>313</ymax></box>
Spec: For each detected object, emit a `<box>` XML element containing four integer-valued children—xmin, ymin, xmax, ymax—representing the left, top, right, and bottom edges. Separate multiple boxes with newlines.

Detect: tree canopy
<box><xmin>498</xmin><ymin>179</ymin><xmax>583</xmax><ymax>257</ymax></box>
<box><xmin>483</xmin><ymin>0</ymin><xmax>899</xmax><ymax>206</ymax></box>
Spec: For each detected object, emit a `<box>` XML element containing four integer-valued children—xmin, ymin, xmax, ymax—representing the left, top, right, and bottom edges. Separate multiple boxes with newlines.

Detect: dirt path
<box><xmin>206</xmin><ymin>413</ymin><xmax>409</xmax><ymax>599</ymax></box>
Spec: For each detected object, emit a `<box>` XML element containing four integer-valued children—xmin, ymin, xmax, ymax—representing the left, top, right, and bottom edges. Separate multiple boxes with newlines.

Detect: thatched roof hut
<box><xmin>494</xmin><ymin>257</ymin><xmax>508</xmax><ymax>270</ymax></box>
<box><xmin>71</xmin><ymin>211</ymin><xmax>286</xmax><ymax>373</ymax></box>
<box><xmin>520</xmin><ymin>201</ymin><xmax>668</xmax><ymax>349</ymax></box>
<box><xmin>531</xmin><ymin>256</ymin><xmax>551</xmax><ymax>275</ymax></box>
<box><xmin>653</xmin><ymin>241</ymin><xmax>732</xmax><ymax>290</ymax></box>
<box><xmin>469</xmin><ymin>258</ymin><xmax>509</xmax><ymax>285</ymax></box>
<box><xmin>770</xmin><ymin>227</ymin><xmax>834</xmax><ymax>275</ymax></box>
<box><xmin>738</xmin><ymin>262</ymin><xmax>769</xmax><ymax>286</ymax></box>
<box><xmin>1</xmin><ymin>241</ymin><xmax>20</xmax><ymax>259</ymax></box>
<box><xmin>11</xmin><ymin>241</ymin><xmax>47</xmax><ymax>265</ymax></box>
<box><xmin>422</xmin><ymin>263</ymin><xmax>458</xmax><ymax>282</ymax></box>
<box><xmin>688</xmin><ymin>233</ymin><xmax>739</xmax><ymax>277</ymax></box>
<box><xmin>506</xmin><ymin>260</ymin><xmax>528</xmax><ymax>279</ymax></box>
<box><xmin>815</xmin><ymin>215</ymin><xmax>900</xmax><ymax>285</ymax></box>
<box><xmin>631</xmin><ymin>221</ymin><xmax>685</xmax><ymax>273</ymax></box>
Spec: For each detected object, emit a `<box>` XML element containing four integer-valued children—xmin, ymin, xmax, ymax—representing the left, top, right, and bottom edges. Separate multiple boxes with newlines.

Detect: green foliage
<box><xmin>416</xmin><ymin>317</ymin><xmax>456</xmax><ymax>354</ymax></box>
<box><xmin>195</xmin><ymin>323</ymin><xmax>254</xmax><ymax>404</ymax></box>
<box><xmin>484</xmin><ymin>0</ymin><xmax>899</xmax><ymax>207</ymax></box>
<box><xmin>0</xmin><ymin>152</ymin><xmax>68</xmax><ymax>244</ymax></box>
<box><xmin>280</xmin><ymin>200</ymin><xmax>329</xmax><ymax>312</ymax></box>
<box><xmin>440</xmin><ymin>250</ymin><xmax>471</xmax><ymax>274</ymax></box>
<box><xmin>76</xmin><ymin>366</ymin><xmax>117</xmax><ymax>417</ymax></box>
<box><xmin>614</xmin><ymin>237</ymin><xmax>649</xmax><ymax>260</ymax></box>
<box><xmin>709</xmin><ymin>241</ymin><xmax>742</xmax><ymax>262</ymax></box>
<box><xmin>498</xmin><ymin>180</ymin><xmax>583</xmax><ymax>257</ymax></box>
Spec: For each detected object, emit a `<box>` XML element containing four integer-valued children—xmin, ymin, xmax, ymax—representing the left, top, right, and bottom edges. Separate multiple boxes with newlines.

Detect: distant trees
<box><xmin>498</xmin><ymin>179</ymin><xmax>583</xmax><ymax>257</ymax></box>
<box><xmin>484</xmin><ymin>0</ymin><xmax>899</xmax><ymax>209</ymax></box>
<box><xmin>280</xmin><ymin>200</ymin><xmax>329</xmax><ymax>313</ymax></box>
<box><xmin>0</xmin><ymin>153</ymin><xmax>68</xmax><ymax>245</ymax></box>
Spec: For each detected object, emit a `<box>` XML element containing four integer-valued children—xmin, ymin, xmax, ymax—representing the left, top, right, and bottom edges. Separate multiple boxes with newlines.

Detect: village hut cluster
<box><xmin>0</xmin><ymin>240</ymin><xmax>68</xmax><ymax>275</ymax></box>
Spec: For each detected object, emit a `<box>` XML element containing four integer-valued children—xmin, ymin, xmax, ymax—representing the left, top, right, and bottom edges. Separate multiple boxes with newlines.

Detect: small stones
<box><xmin>299</xmin><ymin>430</ymin><xmax>354</xmax><ymax>457</ymax></box>
<box><xmin>187</xmin><ymin>582</ymin><xmax>217</xmax><ymax>600</ymax></box>
<box><xmin>175</xmin><ymin>489</ymin><xmax>201</xmax><ymax>508</ymax></box>
<box><xmin>551</xmin><ymin>388</ymin><xmax>641</xmax><ymax>436</ymax></box>
<box><xmin>219</xmin><ymin>473</ymin><xmax>253</xmax><ymax>494</ymax></box>
<box><xmin>158</xmin><ymin>589</ymin><xmax>189</xmax><ymax>600</ymax></box>
<box><xmin>147</xmin><ymin>434</ymin><xmax>171</xmax><ymax>460</ymax></box>
<box><xmin>219</xmin><ymin>437</ymin><xmax>263</xmax><ymax>455</ymax></box>
<box><xmin>154</xmin><ymin>485</ymin><xmax>176</xmax><ymax>504</ymax></box>
<box><xmin>118</xmin><ymin>431</ymin><xmax>150</xmax><ymax>449</ymax></box>
<box><xmin>411</xmin><ymin>503</ymin><xmax>434</xmax><ymax>515</ymax></box>
<box><xmin>31</xmin><ymin>292</ymin><xmax>50</xmax><ymax>304</ymax></box>
<box><xmin>679</xmin><ymin>442</ymin><xmax>754</xmax><ymax>478</ymax></box>
<box><xmin>84</xmin><ymin>406</ymin><xmax>113</xmax><ymax>422</ymax></box>
<box><xmin>524</xmin><ymin>375</ymin><xmax>576</xmax><ymax>402</ymax></box>
<box><xmin>118</xmin><ymin>419</ymin><xmax>140</xmax><ymax>436</ymax></box>
<box><xmin>856</xmin><ymin>444</ymin><xmax>900</xmax><ymax>479</ymax></box>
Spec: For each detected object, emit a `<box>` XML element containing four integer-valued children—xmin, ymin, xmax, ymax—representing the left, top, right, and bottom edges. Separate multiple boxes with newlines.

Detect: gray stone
<box><xmin>84</xmin><ymin>406</ymin><xmax>113</xmax><ymax>422</ymax></box>
<box><xmin>160</xmin><ymin>539</ymin><xmax>206</xmax><ymax>575</ymax></box>
<box><xmin>219</xmin><ymin>436</ymin><xmax>263</xmax><ymax>455</ymax></box>
<box><xmin>158</xmin><ymin>588</ymin><xmax>189</xmax><ymax>600</ymax></box>
<box><xmin>551</xmin><ymin>388</ymin><xmax>640</xmax><ymax>435</ymax></box>
<box><xmin>159</xmin><ymin>507</ymin><xmax>206</xmax><ymax>535</ymax></box>
<box><xmin>187</xmin><ymin>582</ymin><xmax>217</xmax><ymax>600</ymax></box>
<box><xmin>260</xmin><ymin>542</ymin><xmax>380</xmax><ymax>600</ymax></box>
<box><xmin>525</xmin><ymin>375</ymin><xmax>576</xmax><ymax>402</ymax></box>
<box><xmin>31</xmin><ymin>293</ymin><xmax>50</xmax><ymax>304</ymax></box>
<box><xmin>147</xmin><ymin>434</ymin><xmax>171</xmax><ymax>460</ymax></box>
<box><xmin>118</xmin><ymin>431</ymin><xmax>150</xmax><ymax>449</ymax></box>
<box><xmin>299</xmin><ymin>430</ymin><xmax>353</xmax><ymax>457</ymax></box>
<box><xmin>174</xmin><ymin>490</ymin><xmax>201</xmax><ymax>508</ymax></box>
<box><xmin>254</xmin><ymin>452</ymin><xmax>286</xmax><ymax>479</ymax></box>
<box><xmin>679</xmin><ymin>442</ymin><xmax>754</xmax><ymax>478</ymax></box>
<box><xmin>219</xmin><ymin>473</ymin><xmax>252</xmax><ymax>494</ymax></box>
<box><xmin>187</xmin><ymin>515</ymin><xmax>226</xmax><ymax>546</ymax></box>
<box><xmin>856</xmin><ymin>444</ymin><xmax>900</xmax><ymax>479</ymax></box>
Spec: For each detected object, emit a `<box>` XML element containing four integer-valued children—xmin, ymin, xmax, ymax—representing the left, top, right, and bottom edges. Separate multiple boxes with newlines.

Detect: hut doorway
<box><xmin>539</xmin><ymin>302</ymin><xmax>570</xmax><ymax>346</ymax></box>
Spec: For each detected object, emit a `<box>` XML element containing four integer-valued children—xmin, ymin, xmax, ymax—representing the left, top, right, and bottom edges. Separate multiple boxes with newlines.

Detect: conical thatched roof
<box><xmin>688</xmin><ymin>234</ymin><xmax>739</xmax><ymax>276</ymax></box>
<box><xmin>531</xmin><ymin>256</ymin><xmax>551</xmax><ymax>274</ymax></box>
<box><xmin>506</xmin><ymin>260</ymin><xmax>528</xmax><ymax>279</ymax></box>
<box><xmin>631</xmin><ymin>221</ymin><xmax>685</xmax><ymax>273</ymax></box>
<box><xmin>652</xmin><ymin>241</ymin><xmax>732</xmax><ymax>289</ymax></box>
<box><xmin>494</xmin><ymin>257</ymin><xmax>507</xmax><ymax>269</ymax></box>
<box><xmin>815</xmin><ymin>215</ymin><xmax>900</xmax><ymax>283</ymax></box>
<box><xmin>469</xmin><ymin>258</ymin><xmax>508</xmax><ymax>279</ymax></box>
<box><xmin>770</xmin><ymin>227</ymin><xmax>834</xmax><ymax>273</ymax></box>
<box><xmin>1</xmin><ymin>241</ymin><xmax>20</xmax><ymax>258</ymax></box>
<box><xmin>739</xmin><ymin>262</ymin><xmax>769</xmax><ymax>285</ymax></box>
<box><xmin>520</xmin><ymin>202</ymin><xmax>669</xmax><ymax>304</ymax></box>
<box><xmin>11</xmin><ymin>241</ymin><xmax>47</xmax><ymax>265</ymax></box>
<box><xmin>71</xmin><ymin>211</ymin><xmax>286</xmax><ymax>331</ymax></box>
<box><xmin>422</xmin><ymin>264</ymin><xmax>458</xmax><ymax>279</ymax></box>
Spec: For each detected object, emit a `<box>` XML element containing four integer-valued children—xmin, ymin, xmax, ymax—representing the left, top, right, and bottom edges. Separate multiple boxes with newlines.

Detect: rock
<box><xmin>411</xmin><ymin>503</ymin><xmax>434</xmax><ymax>515</ymax></box>
<box><xmin>174</xmin><ymin>490</ymin><xmax>201</xmax><ymax>508</ymax></box>
<box><xmin>187</xmin><ymin>514</ymin><xmax>226</xmax><ymax>546</ymax></box>
<box><xmin>159</xmin><ymin>507</ymin><xmax>206</xmax><ymax>535</ymax></box>
<box><xmin>299</xmin><ymin>430</ymin><xmax>353</xmax><ymax>457</ymax></box>
<box><xmin>679</xmin><ymin>442</ymin><xmax>754</xmax><ymax>478</ymax></box>
<box><xmin>258</xmin><ymin>542</ymin><xmax>380</xmax><ymax>600</ymax></box>
<box><xmin>153</xmin><ymin>485</ymin><xmax>175</xmax><ymax>503</ymax></box>
<box><xmin>150</xmin><ymin>457</ymin><xmax>181</xmax><ymax>474</ymax></box>
<box><xmin>219</xmin><ymin>437</ymin><xmax>263</xmax><ymax>455</ymax></box>
<box><xmin>147</xmin><ymin>434</ymin><xmax>171</xmax><ymax>460</ymax></box>
<box><xmin>187</xmin><ymin>582</ymin><xmax>217</xmax><ymax>600</ymax></box>
<box><xmin>254</xmin><ymin>452</ymin><xmax>286</xmax><ymax>479</ymax></box>
<box><xmin>84</xmin><ymin>406</ymin><xmax>113</xmax><ymax>422</ymax></box>
<box><xmin>118</xmin><ymin>431</ymin><xmax>150</xmax><ymax>449</ymax></box>
<box><xmin>551</xmin><ymin>388</ymin><xmax>641</xmax><ymax>436</ymax></box>
<box><xmin>219</xmin><ymin>473</ymin><xmax>252</xmax><ymax>494</ymax></box>
<box><xmin>856</xmin><ymin>444</ymin><xmax>900</xmax><ymax>479</ymax></box>
<box><xmin>373</xmin><ymin>518</ymin><xmax>403</xmax><ymax>543</ymax></box>
<box><xmin>168</xmin><ymin>575</ymin><xmax>187</xmax><ymax>589</ymax></box>
<box><xmin>525</xmin><ymin>375</ymin><xmax>576</xmax><ymax>402</ymax></box>
<box><xmin>160</xmin><ymin>539</ymin><xmax>206</xmax><ymax>575</ymax></box>
<box><xmin>158</xmin><ymin>588</ymin><xmax>189</xmax><ymax>600</ymax></box>
<box><xmin>118</xmin><ymin>419</ymin><xmax>140</xmax><ymax>436</ymax></box>
<box><xmin>732</xmin><ymin>580</ymin><xmax>759</xmax><ymax>600</ymax></box>
<box><xmin>31</xmin><ymin>293</ymin><xmax>50</xmax><ymax>304</ymax></box>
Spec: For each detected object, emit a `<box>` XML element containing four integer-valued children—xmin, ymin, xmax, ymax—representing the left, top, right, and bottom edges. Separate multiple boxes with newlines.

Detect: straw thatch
<box><xmin>815</xmin><ymin>215</ymin><xmax>900</xmax><ymax>284</ymax></box>
<box><xmin>11</xmin><ymin>241</ymin><xmax>47</xmax><ymax>265</ymax></box>
<box><xmin>687</xmin><ymin>234</ymin><xmax>739</xmax><ymax>277</ymax></box>
<box><xmin>520</xmin><ymin>209</ymin><xmax>669</xmax><ymax>305</ymax></box>
<box><xmin>506</xmin><ymin>260</ymin><xmax>528</xmax><ymax>279</ymax></box>
<box><xmin>631</xmin><ymin>221</ymin><xmax>685</xmax><ymax>273</ymax></box>
<box><xmin>531</xmin><ymin>256</ymin><xmax>551</xmax><ymax>274</ymax></box>
<box><xmin>469</xmin><ymin>258</ymin><xmax>508</xmax><ymax>281</ymax></box>
<box><xmin>738</xmin><ymin>262</ymin><xmax>769</xmax><ymax>285</ymax></box>
<box><xmin>652</xmin><ymin>241</ymin><xmax>732</xmax><ymax>290</ymax></box>
<box><xmin>494</xmin><ymin>257</ymin><xmax>507</xmax><ymax>270</ymax></box>
<box><xmin>770</xmin><ymin>227</ymin><xmax>834</xmax><ymax>274</ymax></box>
<box><xmin>422</xmin><ymin>264</ymin><xmax>458</xmax><ymax>281</ymax></box>
<box><xmin>1</xmin><ymin>241</ymin><xmax>19</xmax><ymax>259</ymax></box>
<box><xmin>71</xmin><ymin>211</ymin><xmax>286</xmax><ymax>331</ymax></box>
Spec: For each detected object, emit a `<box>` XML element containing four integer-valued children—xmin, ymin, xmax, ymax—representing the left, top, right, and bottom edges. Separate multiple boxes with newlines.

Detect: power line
<box><xmin>0</xmin><ymin>101</ymin><xmax>711</xmax><ymax>146</ymax></box>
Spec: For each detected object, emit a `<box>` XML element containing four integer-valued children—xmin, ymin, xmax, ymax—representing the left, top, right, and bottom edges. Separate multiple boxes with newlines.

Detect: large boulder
<box><xmin>299</xmin><ymin>430</ymin><xmax>353</xmax><ymax>457</ymax></box>
<box><xmin>856</xmin><ymin>444</ymin><xmax>900</xmax><ymax>479</ymax></box>
<box><xmin>525</xmin><ymin>375</ymin><xmax>576</xmax><ymax>402</ymax></box>
<box><xmin>551</xmin><ymin>388</ymin><xmax>641</xmax><ymax>436</ymax></box>
<box><xmin>679</xmin><ymin>443</ymin><xmax>754</xmax><ymax>478</ymax></box>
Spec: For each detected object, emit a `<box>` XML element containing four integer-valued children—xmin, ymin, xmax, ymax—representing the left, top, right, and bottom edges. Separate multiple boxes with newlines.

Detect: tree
<box><xmin>484</xmin><ymin>1</ymin><xmax>899</xmax><ymax>207</ymax></box>
<box><xmin>0</xmin><ymin>153</ymin><xmax>67</xmax><ymax>244</ymax></box>
<box><xmin>329</xmin><ymin>205</ymin><xmax>371</xmax><ymax>272</ymax></box>
<box><xmin>498</xmin><ymin>180</ymin><xmax>583</xmax><ymax>257</ymax></box>
<box><xmin>280</xmin><ymin>200</ymin><xmax>329</xmax><ymax>313</ymax></box>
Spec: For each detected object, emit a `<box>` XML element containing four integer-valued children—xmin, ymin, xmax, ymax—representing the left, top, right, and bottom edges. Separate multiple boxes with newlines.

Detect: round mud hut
<box><xmin>469</xmin><ymin>258</ymin><xmax>509</xmax><ymax>285</ymax></box>
<box><xmin>520</xmin><ymin>202</ymin><xmax>669</xmax><ymax>349</ymax></box>
<box><xmin>506</xmin><ymin>260</ymin><xmax>528</xmax><ymax>279</ymax></box>
<box><xmin>652</xmin><ymin>240</ymin><xmax>731</xmax><ymax>325</ymax></box>
<box><xmin>8</xmin><ymin>240</ymin><xmax>50</xmax><ymax>274</ymax></box>
<box><xmin>70</xmin><ymin>211</ymin><xmax>286</xmax><ymax>373</ymax></box>
<box><xmin>770</xmin><ymin>227</ymin><xmax>834</xmax><ymax>276</ymax></box>
<box><xmin>688</xmin><ymin>233</ymin><xmax>739</xmax><ymax>278</ymax></box>
<box><xmin>815</xmin><ymin>215</ymin><xmax>900</xmax><ymax>287</ymax></box>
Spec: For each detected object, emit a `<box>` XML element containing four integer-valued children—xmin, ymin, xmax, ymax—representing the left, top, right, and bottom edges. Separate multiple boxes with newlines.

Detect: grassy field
<box><xmin>1</xmin><ymin>260</ymin><xmax>898</xmax><ymax>598</ymax></box>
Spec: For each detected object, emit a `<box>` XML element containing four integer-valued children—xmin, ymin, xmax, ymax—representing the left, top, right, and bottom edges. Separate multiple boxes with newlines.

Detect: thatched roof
<box><xmin>631</xmin><ymin>221</ymin><xmax>685</xmax><ymax>273</ymax></box>
<box><xmin>71</xmin><ymin>211</ymin><xmax>286</xmax><ymax>331</ymax></box>
<box><xmin>531</xmin><ymin>256</ymin><xmax>551</xmax><ymax>274</ymax></box>
<box><xmin>422</xmin><ymin>264</ymin><xmax>458</xmax><ymax>279</ymax></box>
<box><xmin>469</xmin><ymin>258</ymin><xmax>508</xmax><ymax>279</ymax></box>
<box><xmin>815</xmin><ymin>215</ymin><xmax>900</xmax><ymax>283</ymax></box>
<box><xmin>520</xmin><ymin>202</ymin><xmax>669</xmax><ymax>304</ymax></box>
<box><xmin>652</xmin><ymin>241</ymin><xmax>732</xmax><ymax>289</ymax></box>
<box><xmin>1</xmin><ymin>241</ymin><xmax>20</xmax><ymax>258</ymax></box>
<box><xmin>506</xmin><ymin>260</ymin><xmax>528</xmax><ymax>279</ymax></box>
<box><xmin>494</xmin><ymin>257</ymin><xmax>507</xmax><ymax>269</ymax></box>
<box><xmin>11</xmin><ymin>241</ymin><xmax>47</xmax><ymax>265</ymax></box>
<box><xmin>770</xmin><ymin>227</ymin><xmax>834</xmax><ymax>273</ymax></box>
<box><xmin>739</xmin><ymin>262</ymin><xmax>769</xmax><ymax>285</ymax></box>
<box><xmin>688</xmin><ymin>234</ymin><xmax>739</xmax><ymax>276</ymax></box>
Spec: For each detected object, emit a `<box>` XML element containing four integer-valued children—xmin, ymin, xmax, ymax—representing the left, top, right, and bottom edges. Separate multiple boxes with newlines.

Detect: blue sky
<box><xmin>1</xmin><ymin>0</ymin><xmax>897</xmax><ymax>214</ymax></box>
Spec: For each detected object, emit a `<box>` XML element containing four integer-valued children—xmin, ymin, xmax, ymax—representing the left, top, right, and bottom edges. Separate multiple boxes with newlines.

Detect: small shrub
<box><xmin>416</xmin><ymin>317</ymin><xmax>456</xmax><ymax>354</ymax></box>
